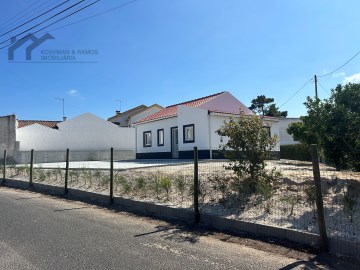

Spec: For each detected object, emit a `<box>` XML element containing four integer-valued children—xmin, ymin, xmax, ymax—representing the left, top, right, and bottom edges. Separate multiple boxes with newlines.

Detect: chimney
<box><xmin>63</xmin><ymin>116</ymin><xmax>67</xmax><ymax>121</ymax></box>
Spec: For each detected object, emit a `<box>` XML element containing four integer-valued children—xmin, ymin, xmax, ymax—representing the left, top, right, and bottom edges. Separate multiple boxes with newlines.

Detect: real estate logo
<box><xmin>8</xmin><ymin>33</ymin><xmax>98</xmax><ymax>63</ymax></box>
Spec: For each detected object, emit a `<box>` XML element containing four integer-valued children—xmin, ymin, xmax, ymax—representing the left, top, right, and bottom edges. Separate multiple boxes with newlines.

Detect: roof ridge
<box><xmin>165</xmin><ymin>91</ymin><xmax>225</xmax><ymax>108</ymax></box>
<box><xmin>18</xmin><ymin>120</ymin><xmax>61</xmax><ymax>122</ymax></box>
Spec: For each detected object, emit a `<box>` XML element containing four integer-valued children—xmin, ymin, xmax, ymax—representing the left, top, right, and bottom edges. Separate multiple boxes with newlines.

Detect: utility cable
<box><xmin>0</xmin><ymin>0</ymin><xmax>100</xmax><ymax>50</ymax></box>
<box><xmin>318</xmin><ymin>50</ymin><xmax>360</xmax><ymax>78</ymax></box>
<box><xmin>0</xmin><ymin>0</ymin><xmax>72</xmax><ymax>37</ymax></box>
<box><xmin>278</xmin><ymin>77</ymin><xmax>313</xmax><ymax>108</ymax></box>
<box><xmin>0</xmin><ymin>0</ymin><xmax>89</xmax><ymax>46</ymax></box>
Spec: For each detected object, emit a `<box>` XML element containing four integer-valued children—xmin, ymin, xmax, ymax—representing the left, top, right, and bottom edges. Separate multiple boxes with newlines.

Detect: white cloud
<box><xmin>343</xmin><ymin>73</ymin><xmax>360</xmax><ymax>84</ymax></box>
<box><xmin>68</xmin><ymin>89</ymin><xmax>80</xmax><ymax>96</ymax></box>
<box><xmin>332</xmin><ymin>72</ymin><xmax>346</xmax><ymax>78</ymax></box>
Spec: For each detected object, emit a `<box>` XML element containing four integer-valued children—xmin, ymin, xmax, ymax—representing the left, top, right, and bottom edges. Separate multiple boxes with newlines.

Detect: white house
<box><xmin>271</xmin><ymin>117</ymin><xmax>301</xmax><ymax>146</ymax></box>
<box><xmin>134</xmin><ymin>91</ymin><xmax>281</xmax><ymax>159</ymax></box>
<box><xmin>108</xmin><ymin>104</ymin><xmax>163</xmax><ymax>127</ymax></box>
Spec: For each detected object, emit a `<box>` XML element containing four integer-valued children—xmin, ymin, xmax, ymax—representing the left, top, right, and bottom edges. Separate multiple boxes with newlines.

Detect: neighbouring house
<box><xmin>271</xmin><ymin>117</ymin><xmax>301</xmax><ymax>146</ymax></box>
<box><xmin>134</xmin><ymin>91</ymin><xmax>282</xmax><ymax>159</ymax></box>
<box><xmin>108</xmin><ymin>104</ymin><xmax>163</xmax><ymax>127</ymax></box>
<box><xmin>0</xmin><ymin>113</ymin><xmax>136</xmax><ymax>164</ymax></box>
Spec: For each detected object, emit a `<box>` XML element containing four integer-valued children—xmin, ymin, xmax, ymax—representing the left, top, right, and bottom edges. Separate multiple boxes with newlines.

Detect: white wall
<box><xmin>209</xmin><ymin>114</ymin><xmax>281</xmax><ymax>151</ymax></box>
<box><xmin>136</xmin><ymin>117</ymin><xmax>177</xmax><ymax>153</ymax></box>
<box><xmin>272</xmin><ymin>118</ymin><xmax>301</xmax><ymax>146</ymax></box>
<box><xmin>16</xmin><ymin>113</ymin><xmax>135</xmax><ymax>151</ymax></box>
<box><xmin>177</xmin><ymin>106</ymin><xmax>209</xmax><ymax>151</ymax></box>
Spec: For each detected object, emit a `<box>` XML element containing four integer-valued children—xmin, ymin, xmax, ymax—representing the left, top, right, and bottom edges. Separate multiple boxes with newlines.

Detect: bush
<box><xmin>280</xmin><ymin>144</ymin><xmax>311</xmax><ymax>161</ymax></box>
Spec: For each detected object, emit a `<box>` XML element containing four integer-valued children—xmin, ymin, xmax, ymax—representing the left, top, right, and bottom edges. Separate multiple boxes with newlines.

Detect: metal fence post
<box><xmin>310</xmin><ymin>144</ymin><xmax>328</xmax><ymax>252</ymax></box>
<box><xmin>64</xmin><ymin>149</ymin><xmax>69</xmax><ymax>194</ymax></box>
<box><xmin>2</xmin><ymin>149</ymin><xmax>6</xmax><ymax>184</ymax></box>
<box><xmin>29</xmin><ymin>149</ymin><xmax>34</xmax><ymax>187</ymax></box>
<box><xmin>110</xmin><ymin>147</ymin><xmax>114</xmax><ymax>204</ymax></box>
<box><xmin>194</xmin><ymin>147</ymin><xmax>200</xmax><ymax>224</ymax></box>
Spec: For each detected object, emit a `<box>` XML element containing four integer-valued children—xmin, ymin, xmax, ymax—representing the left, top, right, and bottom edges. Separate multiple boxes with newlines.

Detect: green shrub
<box><xmin>159</xmin><ymin>175</ymin><xmax>172</xmax><ymax>201</ymax></box>
<box><xmin>175</xmin><ymin>175</ymin><xmax>186</xmax><ymax>202</ymax></box>
<box><xmin>280</xmin><ymin>144</ymin><xmax>311</xmax><ymax>161</ymax></box>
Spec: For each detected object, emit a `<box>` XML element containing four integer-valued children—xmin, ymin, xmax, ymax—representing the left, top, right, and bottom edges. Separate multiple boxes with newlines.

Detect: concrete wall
<box><xmin>0</xmin><ymin>115</ymin><xmax>16</xmax><ymax>158</ymax></box>
<box><xmin>17</xmin><ymin>113</ymin><xmax>135</xmax><ymax>151</ymax></box>
<box><xmin>14</xmin><ymin>149</ymin><xmax>135</xmax><ymax>164</ymax></box>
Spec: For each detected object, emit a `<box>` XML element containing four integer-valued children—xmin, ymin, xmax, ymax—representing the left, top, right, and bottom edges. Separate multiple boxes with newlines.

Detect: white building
<box><xmin>108</xmin><ymin>104</ymin><xmax>163</xmax><ymax>127</ymax></box>
<box><xmin>15</xmin><ymin>113</ymin><xmax>136</xmax><ymax>163</ymax></box>
<box><xmin>134</xmin><ymin>91</ymin><xmax>281</xmax><ymax>159</ymax></box>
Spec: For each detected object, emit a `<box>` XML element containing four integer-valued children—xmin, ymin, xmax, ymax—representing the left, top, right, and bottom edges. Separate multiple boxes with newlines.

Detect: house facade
<box><xmin>108</xmin><ymin>104</ymin><xmax>163</xmax><ymax>127</ymax></box>
<box><xmin>135</xmin><ymin>91</ymin><xmax>281</xmax><ymax>159</ymax></box>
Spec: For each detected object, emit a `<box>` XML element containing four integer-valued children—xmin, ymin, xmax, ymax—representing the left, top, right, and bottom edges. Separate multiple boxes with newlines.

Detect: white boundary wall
<box><xmin>16</xmin><ymin>113</ymin><xmax>135</xmax><ymax>151</ymax></box>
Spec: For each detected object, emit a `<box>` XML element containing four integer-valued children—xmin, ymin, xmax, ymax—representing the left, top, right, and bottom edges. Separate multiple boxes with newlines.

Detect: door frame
<box><xmin>170</xmin><ymin>126</ymin><xmax>179</xmax><ymax>159</ymax></box>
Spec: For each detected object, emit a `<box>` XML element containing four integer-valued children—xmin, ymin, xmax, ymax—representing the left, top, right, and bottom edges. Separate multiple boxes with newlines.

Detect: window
<box><xmin>157</xmin><ymin>129</ymin><xmax>164</xmax><ymax>146</ymax></box>
<box><xmin>183</xmin><ymin>124</ymin><xmax>195</xmax><ymax>143</ymax></box>
<box><xmin>143</xmin><ymin>131</ymin><xmax>151</xmax><ymax>147</ymax></box>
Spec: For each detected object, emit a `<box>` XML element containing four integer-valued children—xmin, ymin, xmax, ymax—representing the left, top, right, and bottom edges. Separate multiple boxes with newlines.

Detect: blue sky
<box><xmin>1</xmin><ymin>0</ymin><xmax>360</xmax><ymax>120</ymax></box>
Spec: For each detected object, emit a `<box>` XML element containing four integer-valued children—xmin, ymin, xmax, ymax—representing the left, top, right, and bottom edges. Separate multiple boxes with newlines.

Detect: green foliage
<box><xmin>343</xmin><ymin>185</ymin><xmax>357</xmax><ymax>222</ymax></box>
<box><xmin>281</xmin><ymin>194</ymin><xmax>301</xmax><ymax>216</ymax></box>
<box><xmin>304</xmin><ymin>184</ymin><xmax>316</xmax><ymax>208</ymax></box>
<box><xmin>159</xmin><ymin>175</ymin><xmax>172</xmax><ymax>201</ymax></box>
<box><xmin>280</xmin><ymin>144</ymin><xmax>311</xmax><ymax>161</ymax></box>
<box><xmin>209</xmin><ymin>174</ymin><xmax>231</xmax><ymax>203</ymax></box>
<box><xmin>287</xmin><ymin>83</ymin><xmax>360</xmax><ymax>171</ymax></box>
<box><xmin>116</xmin><ymin>174</ymin><xmax>131</xmax><ymax>194</ymax></box>
<box><xmin>175</xmin><ymin>175</ymin><xmax>186</xmax><ymax>202</ymax></box>
<box><xmin>217</xmin><ymin>114</ymin><xmax>279</xmax><ymax>194</ymax></box>
<box><xmin>249</xmin><ymin>95</ymin><xmax>287</xmax><ymax>117</ymax></box>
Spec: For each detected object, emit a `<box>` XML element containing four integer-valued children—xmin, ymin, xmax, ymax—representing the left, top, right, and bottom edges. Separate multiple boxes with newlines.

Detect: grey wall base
<box><xmin>1</xmin><ymin>179</ymin><xmax>359</xmax><ymax>258</ymax></box>
<box><xmin>13</xmin><ymin>149</ymin><xmax>135</xmax><ymax>164</ymax></box>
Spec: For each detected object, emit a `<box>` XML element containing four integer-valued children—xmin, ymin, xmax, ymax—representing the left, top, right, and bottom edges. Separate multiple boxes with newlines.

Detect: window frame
<box><xmin>143</xmin><ymin>131</ymin><xmax>152</xmax><ymax>147</ymax></box>
<box><xmin>157</xmin><ymin>129</ymin><xmax>164</xmax><ymax>146</ymax></box>
<box><xmin>183</xmin><ymin>124</ymin><xmax>195</xmax><ymax>143</ymax></box>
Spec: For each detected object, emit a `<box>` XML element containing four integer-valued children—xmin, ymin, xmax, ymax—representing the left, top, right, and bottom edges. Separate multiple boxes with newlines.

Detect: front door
<box><xmin>171</xmin><ymin>127</ymin><xmax>179</xmax><ymax>158</ymax></box>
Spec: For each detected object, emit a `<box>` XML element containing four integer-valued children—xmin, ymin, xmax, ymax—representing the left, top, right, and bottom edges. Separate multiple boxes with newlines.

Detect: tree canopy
<box><xmin>287</xmin><ymin>83</ymin><xmax>360</xmax><ymax>171</ymax></box>
<box><xmin>249</xmin><ymin>95</ymin><xmax>288</xmax><ymax>117</ymax></box>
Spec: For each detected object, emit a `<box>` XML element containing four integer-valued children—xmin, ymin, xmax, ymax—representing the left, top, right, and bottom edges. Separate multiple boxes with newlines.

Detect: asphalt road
<box><xmin>0</xmin><ymin>187</ymin><xmax>321</xmax><ymax>270</ymax></box>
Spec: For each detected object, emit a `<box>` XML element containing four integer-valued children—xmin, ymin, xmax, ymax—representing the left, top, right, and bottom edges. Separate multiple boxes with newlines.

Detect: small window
<box><xmin>157</xmin><ymin>129</ymin><xmax>164</xmax><ymax>146</ymax></box>
<box><xmin>143</xmin><ymin>131</ymin><xmax>151</xmax><ymax>147</ymax></box>
<box><xmin>183</xmin><ymin>124</ymin><xmax>195</xmax><ymax>143</ymax></box>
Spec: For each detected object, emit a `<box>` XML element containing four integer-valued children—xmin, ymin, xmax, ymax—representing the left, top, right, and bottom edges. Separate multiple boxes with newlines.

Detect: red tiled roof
<box><xmin>137</xmin><ymin>92</ymin><xmax>225</xmax><ymax>123</ymax></box>
<box><xmin>18</xmin><ymin>120</ymin><xmax>61</xmax><ymax>129</ymax></box>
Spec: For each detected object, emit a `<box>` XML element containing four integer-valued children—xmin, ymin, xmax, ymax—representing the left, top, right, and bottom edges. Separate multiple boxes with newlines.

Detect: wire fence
<box><xmin>1</xmin><ymin>146</ymin><xmax>359</xmax><ymax>246</ymax></box>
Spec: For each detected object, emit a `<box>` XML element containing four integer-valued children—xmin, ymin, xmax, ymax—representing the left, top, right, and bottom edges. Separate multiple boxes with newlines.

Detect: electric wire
<box><xmin>0</xmin><ymin>0</ymin><xmax>100</xmax><ymax>50</ymax></box>
<box><xmin>36</xmin><ymin>0</ymin><xmax>137</xmax><ymax>35</ymax></box>
<box><xmin>278</xmin><ymin>77</ymin><xmax>313</xmax><ymax>108</ymax></box>
<box><xmin>0</xmin><ymin>0</ymin><xmax>72</xmax><ymax>37</ymax></box>
<box><xmin>0</xmin><ymin>0</ymin><xmax>44</xmax><ymax>30</ymax></box>
<box><xmin>0</xmin><ymin>0</ymin><xmax>90</xmax><ymax>46</ymax></box>
<box><xmin>318</xmin><ymin>50</ymin><xmax>360</xmax><ymax>78</ymax></box>
<box><xmin>317</xmin><ymin>81</ymin><xmax>331</xmax><ymax>95</ymax></box>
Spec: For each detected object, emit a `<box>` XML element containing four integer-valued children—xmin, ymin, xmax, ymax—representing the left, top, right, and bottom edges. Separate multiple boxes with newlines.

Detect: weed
<box><xmin>159</xmin><ymin>175</ymin><xmax>172</xmax><ymax>201</ymax></box>
<box><xmin>175</xmin><ymin>175</ymin><xmax>186</xmax><ymax>202</ymax></box>
<box><xmin>281</xmin><ymin>194</ymin><xmax>302</xmax><ymax>217</ymax></box>
<box><xmin>343</xmin><ymin>186</ymin><xmax>357</xmax><ymax>222</ymax></box>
